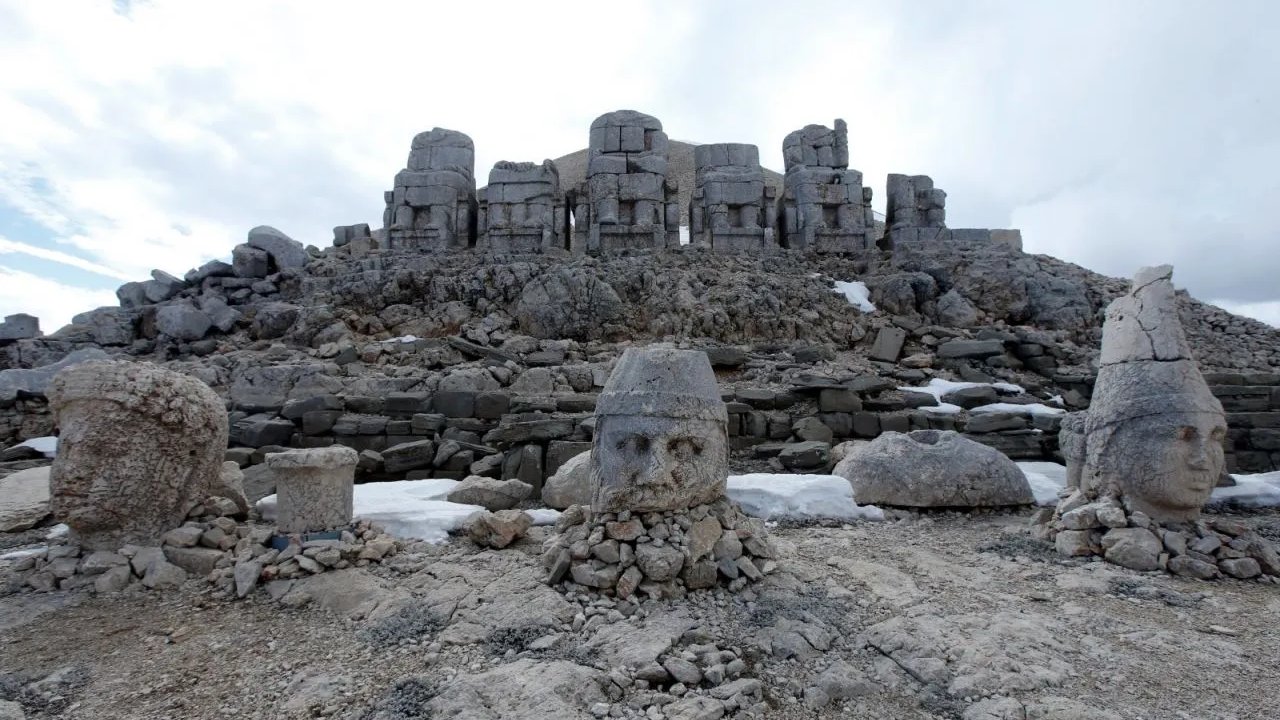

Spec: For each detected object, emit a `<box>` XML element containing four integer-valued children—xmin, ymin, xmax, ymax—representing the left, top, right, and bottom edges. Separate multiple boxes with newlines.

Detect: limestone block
<box><xmin>0</xmin><ymin>313</ymin><xmax>40</xmax><ymax>341</ymax></box>
<box><xmin>265</xmin><ymin>446</ymin><xmax>358</xmax><ymax>534</ymax></box>
<box><xmin>48</xmin><ymin>360</ymin><xmax>228</xmax><ymax>550</ymax></box>
<box><xmin>0</xmin><ymin>465</ymin><xmax>50</xmax><ymax>531</ymax></box>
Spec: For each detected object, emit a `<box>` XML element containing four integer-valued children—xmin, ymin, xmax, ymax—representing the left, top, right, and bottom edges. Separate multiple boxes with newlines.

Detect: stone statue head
<box><xmin>1084</xmin><ymin>384</ymin><xmax>1225</xmax><ymax>523</ymax></box>
<box><xmin>1081</xmin><ymin>266</ymin><xmax>1227</xmax><ymax>524</ymax></box>
<box><xmin>47</xmin><ymin>360</ymin><xmax>228</xmax><ymax>550</ymax></box>
<box><xmin>590</xmin><ymin>348</ymin><xmax>728</xmax><ymax>513</ymax></box>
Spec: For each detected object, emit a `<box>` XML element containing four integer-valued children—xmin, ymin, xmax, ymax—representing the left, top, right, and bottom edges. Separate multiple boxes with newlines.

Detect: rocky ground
<box><xmin>2</xmin><ymin>507</ymin><xmax>1278</xmax><ymax>720</ymax></box>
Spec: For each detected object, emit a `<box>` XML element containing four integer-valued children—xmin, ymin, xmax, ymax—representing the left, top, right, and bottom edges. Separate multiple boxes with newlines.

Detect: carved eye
<box><xmin>667</xmin><ymin>438</ymin><xmax>703</xmax><ymax>457</ymax></box>
<box><xmin>1177</xmin><ymin>426</ymin><xmax>1196</xmax><ymax>441</ymax></box>
<box><xmin>619</xmin><ymin>435</ymin><xmax>651</xmax><ymax>452</ymax></box>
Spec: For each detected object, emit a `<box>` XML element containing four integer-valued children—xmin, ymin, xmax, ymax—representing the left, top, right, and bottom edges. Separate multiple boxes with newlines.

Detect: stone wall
<box><xmin>1204</xmin><ymin>372</ymin><xmax>1280</xmax><ymax>473</ymax></box>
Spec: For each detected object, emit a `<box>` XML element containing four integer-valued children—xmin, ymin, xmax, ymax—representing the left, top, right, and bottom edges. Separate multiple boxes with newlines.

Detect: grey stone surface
<box><xmin>689</xmin><ymin>143</ymin><xmax>777</xmax><ymax>253</ymax></box>
<box><xmin>541</xmin><ymin>451</ymin><xmax>592</xmax><ymax>510</ymax></box>
<box><xmin>779</xmin><ymin>119</ymin><xmax>872</xmax><ymax>253</ymax></box>
<box><xmin>47</xmin><ymin>360</ymin><xmax>228</xmax><ymax>550</ymax></box>
<box><xmin>155</xmin><ymin>301</ymin><xmax>212</xmax><ymax>341</ymax></box>
<box><xmin>571</xmin><ymin>110</ymin><xmax>679</xmax><ymax>254</ymax></box>
<box><xmin>0</xmin><ymin>466</ymin><xmax>50</xmax><ymax>532</ymax></box>
<box><xmin>0</xmin><ymin>348</ymin><xmax>108</xmax><ymax>401</ymax></box>
<box><xmin>0</xmin><ymin>313</ymin><xmax>40</xmax><ymax>341</ymax></box>
<box><xmin>868</xmin><ymin>326</ymin><xmax>907</xmax><ymax>362</ymax></box>
<box><xmin>591</xmin><ymin>347</ymin><xmax>729</xmax><ymax>513</ymax></box>
<box><xmin>1081</xmin><ymin>265</ymin><xmax>1226</xmax><ymax>523</ymax></box>
<box><xmin>247</xmin><ymin>225</ymin><xmax>309</xmax><ymax>270</ymax></box>
<box><xmin>232</xmin><ymin>243</ymin><xmax>270</xmax><ymax>278</ymax></box>
<box><xmin>446</xmin><ymin>475</ymin><xmax>532</xmax><ymax>511</ymax></box>
<box><xmin>266</xmin><ymin>446</ymin><xmax>358</xmax><ymax>534</ymax></box>
<box><xmin>382</xmin><ymin>128</ymin><xmax>477</xmax><ymax>252</ymax></box>
<box><xmin>836</xmin><ymin>429</ymin><xmax>1034</xmax><ymax>507</ymax></box>
<box><xmin>885</xmin><ymin>174</ymin><xmax>946</xmax><ymax>236</ymax></box>
<box><xmin>478</xmin><ymin>160</ymin><xmax>567</xmax><ymax>254</ymax></box>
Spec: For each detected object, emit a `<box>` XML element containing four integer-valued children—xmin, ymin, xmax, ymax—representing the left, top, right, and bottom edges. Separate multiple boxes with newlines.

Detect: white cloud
<box><xmin>0</xmin><ymin>0</ymin><xmax>1277</xmax><ymax>330</ymax></box>
<box><xmin>0</xmin><ymin>236</ymin><xmax>133</xmax><ymax>281</ymax></box>
<box><xmin>0</xmin><ymin>266</ymin><xmax>117</xmax><ymax>332</ymax></box>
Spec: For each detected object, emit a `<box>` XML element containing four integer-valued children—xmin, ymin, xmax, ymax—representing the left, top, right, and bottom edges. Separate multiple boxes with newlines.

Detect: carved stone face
<box><xmin>1092</xmin><ymin>411</ymin><xmax>1226</xmax><ymax>522</ymax></box>
<box><xmin>591</xmin><ymin>415</ymin><xmax>728</xmax><ymax>513</ymax></box>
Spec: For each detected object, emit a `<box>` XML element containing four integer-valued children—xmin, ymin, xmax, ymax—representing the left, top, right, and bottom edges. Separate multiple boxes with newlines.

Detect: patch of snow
<box><xmin>16</xmin><ymin>436</ymin><xmax>57</xmax><ymax>457</ymax></box>
<box><xmin>832</xmin><ymin>280</ymin><xmax>876</xmax><ymax>313</ymax></box>
<box><xmin>45</xmin><ymin>524</ymin><xmax>68</xmax><ymax>539</ymax></box>
<box><xmin>898</xmin><ymin>378</ymin><xmax>1025</xmax><ymax>403</ymax></box>
<box><xmin>527</xmin><ymin>508</ymin><xmax>562</xmax><ymax>526</ymax></box>
<box><xmin>728</xmin><ymin>474</ymin><xmax>884</xmax><ymax>522</ymax></box>
<box><xmin>0</xmin><ymin>546</ymin><xmax>47</xmax><ymax>562</ymax></box>
<box><xmin>381</xmin><ymin>335</ymin><xmax>419</xmax><ymax>344</ymax></box>
<box><xmin>1212</xmin><ymin>472</ymin><xmax>1280</xmax><ymax>509</ymax></box>
<box><xmin>256</xmin><ymin>479</ymin><xmax>484</xmax><ymax>543</ymax></box>
<box><xmin>678</xmin><ymin>226</ymin><xmax>690</xmax><ymax>245</ymax></box>
<box><xmin>970</xmin><ymin>402</ymin><xmax>1066</xmax><ymax>417</ymax></box>
<box><xmin>1017</xmin><ymin>462</ymin><xmax>1069</xmax><ymax>506</ymax></box>
<box><xmin>921</xmin><ymin>403</ymin><xmax>963</xmax><ymax>415</ymax></box>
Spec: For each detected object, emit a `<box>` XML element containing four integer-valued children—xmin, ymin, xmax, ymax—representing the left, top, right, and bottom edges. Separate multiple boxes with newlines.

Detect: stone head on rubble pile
<box><xmin>1080</xmin><ymin>265</ymin><xmax>1227</xmax><ymax>523</ymax></box>
<box><xmin>46</xmin><ymin>360</ymin><xmax>228</xmax><ymax>550</ymax></box>
<box><xmin>590</xmin><ymin>347</ymin><xmax>729</xmax><ymax>513</ymax></box>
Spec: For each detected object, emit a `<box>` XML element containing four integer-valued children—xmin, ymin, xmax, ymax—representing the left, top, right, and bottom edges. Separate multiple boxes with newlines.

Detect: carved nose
<box><xmin>636</xmin><ymin>447</ymin><xmax>672</xmax><ymax>486</ymax></box>
<box><xmin>1187</xmin><ymin>441</ymin><xmax>1212</xmax><ymax>470</ymax></box>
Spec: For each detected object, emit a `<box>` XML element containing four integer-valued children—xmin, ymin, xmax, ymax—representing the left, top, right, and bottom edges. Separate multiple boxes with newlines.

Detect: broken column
<box><xmin>477</xmin><ymin>160</ymin><xmax>569</xmax><ymax>254</ymax></box>
<box><xmin>266</xmin><ymin>446</ymin><xmax>359</xmax><ymax>534</ymax></box>
<box><xmin>382</xmin><ymin>128</ymin><xmax>477</xmax><ymax>252</ymax></box>
<box><xmin>544</xmin><ymin>347</ymin><xmax>777</xmax><ymax>599</ymax></box>
<box><xmin>0</xmin><ymin>313</ymin><xmax>40</xmax><ymax>341</ymax></box>
<box><xmin>47</xmin><ymin>360</ymin><xmax>228</xmax><ymax>550</ymax></box>
<box><xmin>778</xmin><ymin>119</ymin><xmax>873</xmax><ymax>253</ymax></box>
<box><xmin>1039</xmin><ymin>266</ymin><xmax>1278</xmax><ymax>580</ymax></box>
<box><xmin>689</xmin><ymin>143</ymin><xmax>778</xmax><ymax>253</ymax></box>
<box><xmin>570</xmin><ymin>110</ymin><xmax>680</xmax><ymax>254</ymax></box>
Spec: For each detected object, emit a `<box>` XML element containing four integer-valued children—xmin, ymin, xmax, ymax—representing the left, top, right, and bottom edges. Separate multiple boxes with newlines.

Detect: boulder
<box><xmin>446</xmin><ymin>476</ymin><xmax>533</xmax><ymax>511</ymax></box>
<box><xmin>836</xmin><ymin>429</ymin><xmax>1033</xmax><ymax>507</ymax></box>
<box><xmin>247</xmin><ymin>225</ymin><xmax>309</xmax><ymax>270</ymax></box>
<box><xmin>0</xmin><ymin>466</ymin><xmax>50</xmax><ymax>531</ymax></box>
<box><xmin>541</xmin><ymin>452</ymin><xmax>592</xmax><ymax>509</ymax></box>
<box><xmin>155</xmin><ymin>302</ymin><xmax>213</xmax><ymax>341</ymax></box>
<box><xmin>467</xmin><ymin>509</ymin><xmax>532</xmax><ymax>549</ymax></box>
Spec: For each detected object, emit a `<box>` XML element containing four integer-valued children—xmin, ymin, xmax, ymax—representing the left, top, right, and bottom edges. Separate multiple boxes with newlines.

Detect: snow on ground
<box><xmin>381</xmin><ymin>335</ymin><xmax>419</xmax><ymax>344</ymax></box>
<box><xmin>1212</xmin><ymin>472</ymin><xmax>1280</xmax><ymax>509</ymax></box>
<box><xmin>900</xmin><ymin>378</ymin><xmax>1038</xmax><ymax>416</ymax></box>
<box><xmin>526</xmin><ymin>508</ymin><xmax>561</xmax><ymax>526</ymax></box>
<box><xmin>970</xmin><ymin>402</ymin><xmax>1066</xmax><ymax>417</ymax></box>
<box><xmin>728</xmin><ymin>473</ymin><xmax>884</xmax><ymax>522</ymax></box>
<box><xmin>16</xmin><ymin>436</ymin><xmax>57</xmax><ymax>457</ymax></box>
<box><xmin>1017</xmin><ymin>462</ymin><xmax>1070</xmax><ymax>506</ymax></box>
<box><xmin>832</xmin><ymin>280</ymin><xmax>876</xmax><ymax>313</ymax></box>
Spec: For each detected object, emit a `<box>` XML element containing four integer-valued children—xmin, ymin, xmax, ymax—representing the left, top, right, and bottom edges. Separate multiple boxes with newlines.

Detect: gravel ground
<box><xmin>1</xmin><ymin>508</ymin><xmax>1278</xmax><ymax>720</ymax></box>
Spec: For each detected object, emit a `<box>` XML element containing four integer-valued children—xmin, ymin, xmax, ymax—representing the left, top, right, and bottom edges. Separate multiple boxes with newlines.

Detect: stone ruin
<box><xmin>476</xmin><ymin>160</ymin><xmax>568</xmax><ymax>254</ymax></box>
<box><xmin>543</xmin><ymin>347</ymin><xmax>777</xmax><ymax>599</ymax></box>
<box><xmin>778</xmin><ymin>119</ymin><xmax>874</xmax><ymax>253</ymax></box>
<box><xmin>354</xmin><ymin>109</ymin><xmax>1021</xmax><ymax>256</ymax></box>
<box><xmin>570</xmin><ymin>110</ymin><xmax>681</xmax><ymax>254</ymax></box>
<box><xmin>1038</xmin><ymin>266</ymin><xmax>1280</xmax><ymax>579</ymax></box>
<box><xmin>382</xmin><ymin>128</ymin><xmax>478</xmax><ymax>252</ymax></box>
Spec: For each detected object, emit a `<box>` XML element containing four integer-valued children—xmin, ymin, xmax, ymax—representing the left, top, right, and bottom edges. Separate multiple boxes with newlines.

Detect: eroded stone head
<box><xmin>1082</xmin><ymin>266</ymin><xmax>1226</xmax><ymax>523</ymax></box>
<box><xmin>47</xmin><ymin>360</ymin><xmax>227</xmax><ymax>549</ymax></box>
<box><xmin>590</xmin><ymin>348</ymin><xmax>728</xmax><ymax>513</ymax></box>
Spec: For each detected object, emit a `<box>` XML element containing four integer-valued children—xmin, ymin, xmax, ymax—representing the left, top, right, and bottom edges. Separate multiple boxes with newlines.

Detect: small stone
<box><xmin>1101</xmin><ymin>527</ymin><xmax>1162</xmax><ymax>571</ymax></box>
<box><xmin>94</xmin><ymin>565</ymin><xmax>133</xmax><ymax>594</ymax></box>
<box><xmin>1219</xmin><ymin>557</ymin><xmax>1261</xmax><ymax>579</ymax></box>
<box><xmin>162</xmin><ymin>526</ymin><xmax>203</xmax><ymax>548</ymax></box>
<box><xmin>142</xmin><ymin>560</ymin><xmax>188</xmax><ymax>589</ymax></box>
<box><xmin>234</xmin><ymin>560</ymin><xmax>263</xmax><ymax>597</ymax></box>
<box><xmin>663</xmin><ymin>657</ymin><xmax>703</xmax><ymax>686</ymax></box>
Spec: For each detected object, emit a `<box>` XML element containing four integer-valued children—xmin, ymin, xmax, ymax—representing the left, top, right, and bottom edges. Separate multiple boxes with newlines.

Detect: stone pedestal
<box><xmin>266</xmin><ymin>446</ymin><xmax>359</xmax><ymax>534</ymax></box>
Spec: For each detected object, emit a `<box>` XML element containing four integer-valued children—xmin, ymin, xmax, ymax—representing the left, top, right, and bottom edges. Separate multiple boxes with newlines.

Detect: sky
<box><xmin>0</xmin><ymin>0</ymin><xmax>1277</xmax><ymax>331</ymax></box>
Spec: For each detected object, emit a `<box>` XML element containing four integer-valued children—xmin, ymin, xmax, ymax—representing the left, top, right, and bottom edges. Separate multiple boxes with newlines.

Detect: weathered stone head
<box><xmin>1058</xmin><ymin>411</ymin><xmax>1087</xmax><ymax>489</ymax></box>
<box><xmin>47</xmin><ymin>360</ymin><xmax>228</xmax><ymax>550</ymax></box>
<box><xmin>1082</xmin><ymin>265</ymin><xmax>1226</xmax><ymax>523</ymax></box>
<box><xmin>590</xmin><ymin>348</ymin><xmax>728</xmax><ymax>513</ymax></box>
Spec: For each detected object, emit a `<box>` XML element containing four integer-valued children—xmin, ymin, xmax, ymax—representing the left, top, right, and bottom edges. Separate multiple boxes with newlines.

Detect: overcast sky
<box><xmin>1</xmin><ymin>0</ymin><xmax>1277</xmax><ymax>331</ymax></box>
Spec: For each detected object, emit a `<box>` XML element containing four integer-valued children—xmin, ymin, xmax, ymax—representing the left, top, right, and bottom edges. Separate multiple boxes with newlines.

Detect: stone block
<box><xmin>819</xmin><ymin>388</ymin><xmax>861</xmax><ymax>413</ymax></box>
<box><xmin>546</xmin><ymin>440</ymin><xmax>591</xmax><ymax>475</ymax></box>
<box><xmin>433</xmin><ymin>391</ymin><xmax>475</xmax><ymax>418</ymax></box>
<box><xmin>937</xmin><ymin>339</ymin><xmax>1005</xmax><ymax>359</ymax></box>
<box><xmin>267</xmin><ymin>446</ymin><xmax>357</xmax><ymax>534</ymax></box>
<box><xmin>385</xmin><ymin>392</ymin><xmax>433</xmax><ymax>416</ymax></box>
<box><xmin>868</xmin><ymin>327</ymin><xmax>907</xmax><ymax>362</ymax></box>
<box><xmin>474</xmin><ymin>392</ymin><xmax>511</xmax><ymax>419</ymax></box>
<box><xmin>852</xmin><ymin>412</ymin><xmax>880</xmax><ymax>438</ymax></box>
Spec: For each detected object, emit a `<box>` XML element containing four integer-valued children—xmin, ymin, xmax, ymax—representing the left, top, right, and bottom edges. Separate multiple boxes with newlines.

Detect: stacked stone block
<box><xmin>689</xmin><ymin>143</ymin><xmax>778</xmax><ymax>253</ymax></box>
<box><xmin>778</xmin><ymin>119</ymin><xmax>874</xmax><ymax>253</ymax></box>
<box><xmin>477</xmin><ymin>160</ymin><xmax>569</xmax><ymax>254</ymax></box>
<box><xmin>884</xmin><ymin>173</ymin><xmax>1023</xmax><ymax>251</ymax></box>
<box><xmin>571</xmin><ymin>110</ymin><xmax>680</xmax><ymax>254</ymax></box>
<box><xmin>382</xmin><ymin>128</ymin><xmax>477</xmax><ymax>252</ymax></box>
